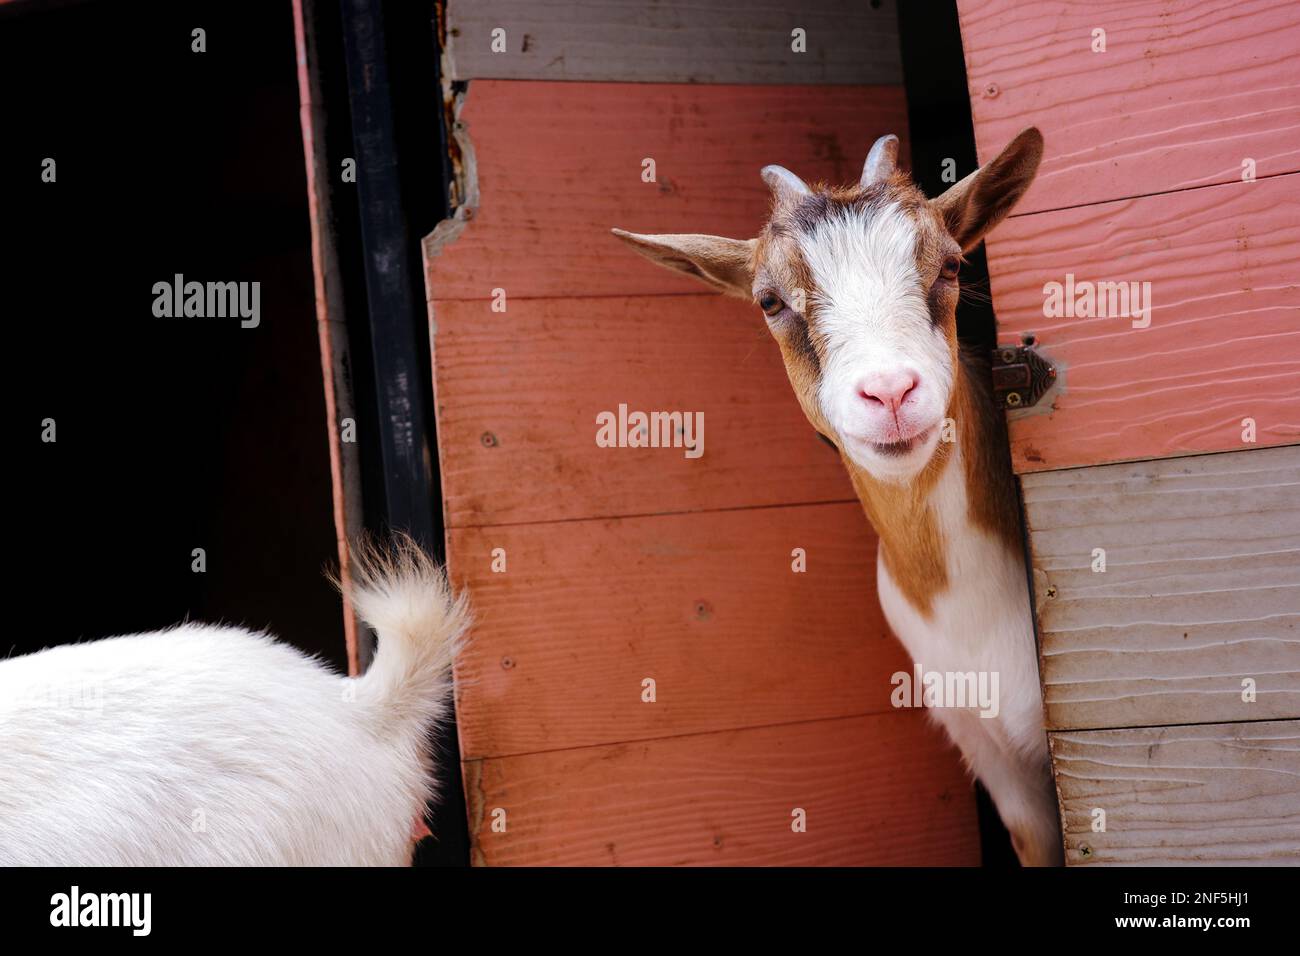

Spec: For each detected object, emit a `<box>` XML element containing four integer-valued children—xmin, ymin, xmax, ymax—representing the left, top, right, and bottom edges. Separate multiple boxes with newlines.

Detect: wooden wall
<box><xmin>960</xmin><ymin>0</ymin><xmax>1300</xmax><ymax>473</ymax></box>
<box><xmin>1052</xmin><ymin>721</ymin><xmax>1300</xmax><ymax>865</ymax></box>
<box><xmin>1022</xmin><ymin>446</ymin><xmax>1300</xmax><ymax>734</ymax></box>
<box><xmin>957</xmin><ymin>0</ymin><xmax>1300</xmax><ymax>865</ymax></box>
<box><xmin>426</xmin><ymin>1</ymin><xmax>980</xmax><ymax>865</ymax></box>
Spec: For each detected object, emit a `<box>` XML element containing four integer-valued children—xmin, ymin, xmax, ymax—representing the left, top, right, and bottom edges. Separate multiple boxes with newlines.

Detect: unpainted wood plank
<box><xmin>985</xmin><ymin>174</ymin><xmax>1300</xmax><ymax>473</ymax></box>
<box><xmin>1022</xmin><ymin>445</ymin><xmax>1300</xmax><ymax>732</ymax></box>
<box><xmin>1051</xmin><ymin>720</ymin><xmax>1300</xmax><ymax>865</ymax></box>
<box><xmin>444</xmin><ymin>0</ymin><xmax>902</xmax><ymax>85</ymax></box>
<box><xmin>423</xmin><ymin>80</ymin><xmax>910</xmax><ymax>300</ymax></box>
<box><xmin>464</xmin><ymin>711</ymin><xmax>979</xmax><ymax>866</ymax></box>
<box><xmin>432</xmin><ymin>294</ymin><xmax>854</xmax><ymax>528</ymax></box>
<box><xmin>448</xmin><ymin>502</ymin><xmax>905</xmax><ymax>759</ymax></box>
<box><xmin>957</xmin><ymin>0</ymin><xmax>1300</xmax><ymax>215</ymax></box>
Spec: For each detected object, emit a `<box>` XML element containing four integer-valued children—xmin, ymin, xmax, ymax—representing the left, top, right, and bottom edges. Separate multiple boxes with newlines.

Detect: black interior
<box><xmin>5</xmin><ymin>1</ymin><xmax>344</xmax><ymax>666</ymax></box>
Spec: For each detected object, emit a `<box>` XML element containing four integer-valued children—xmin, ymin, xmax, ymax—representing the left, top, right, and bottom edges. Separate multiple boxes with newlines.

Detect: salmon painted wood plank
<box><xmin>1021</xmin><ymin>445</ymin><xmax>1300</xmax><ymax>732</ymax></box>
<box><xmin>292</xmin><ymin>0</ymin><xmax>367</xmax><ymax>671</ymax></box>
<box><xmin>423</xmin><ymin>80</ymin><xmax>910</xmax><ymax>300</ymax></box>
<box><xmin>463</xmin><ymin>711</ymin><xmax>978</xmax><ymax>866</ymax></box>
<box><xmin>956</xmin><ymin>0</ymin><xmax>1300</xmax><ymax>216</ymax></box>
<box><xmin>1051</xmin><ymin>720</ymin><xmax>1300</xmax><ymax>865</ymax></box>
<box><xmin>432</xmin><ymin>294</ymin><xmax>854</xmax><ymax>528</ymax></box>
<box><xmin>443</xmin><ymin>0</ymin><xmax>902</xmax><ymax>86</ymax></box>
<box><xmin>448</xmin><ymin>503</ymin><xmax>909</xmax><ymax>759</ymax></box>
<box><xmin>984</xmin><ymin>174</ymin><xmax>1300</xmax><ymax>473</ymax></box>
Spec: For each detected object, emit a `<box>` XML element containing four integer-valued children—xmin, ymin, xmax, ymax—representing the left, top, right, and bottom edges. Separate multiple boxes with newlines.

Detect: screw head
<box><xmin>480</xmin><ymin>431</ymin><xmax>498</xmax><ymax>448</ymax></box>
<box><xmin>983</xmin><ymin>82</ymin><xmax>999</xmax><ymax>97</ymax></box>
<box><xmin>1006</xmin><ymin>392</ymin><xmax>1022</xmax><ymax>407</ymax></box>
<box><xmin>1046</xmin><ymin>585</ymin><xmax>1058</xmax><ymax>598</ymax></box>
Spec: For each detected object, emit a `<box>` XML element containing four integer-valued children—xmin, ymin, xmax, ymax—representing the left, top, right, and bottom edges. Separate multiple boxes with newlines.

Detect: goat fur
<box><xmin>0</xmin><ymin>537</ymin><xmax>469</xmax><ymax>866</ymax></box>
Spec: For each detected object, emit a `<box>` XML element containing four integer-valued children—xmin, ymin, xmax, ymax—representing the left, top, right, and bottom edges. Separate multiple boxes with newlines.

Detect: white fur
<box><xmin>802</xmin><ymin>203</ymin><xmax>953</xmax><ymax>478</ymax></box>
<box><xmin>0</xmin><ymin>542</ymin><xmax>469</xmax><ymax>866</ymax></box>
<box><xmin>875</xmin><ymin>447</ymin><xmax>1061</xmax><ymax>865</ymax></box>
<box><xmin>798</xmin><ymin>202</ymin><xmax>1060</xmax><ymax>862</ymax></box>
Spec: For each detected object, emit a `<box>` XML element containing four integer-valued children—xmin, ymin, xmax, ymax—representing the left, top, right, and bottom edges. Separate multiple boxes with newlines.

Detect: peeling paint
<box><xmin>421</xmin><ymin>58</ymin><xmax>479</xmax><ymax>337</ymax></box>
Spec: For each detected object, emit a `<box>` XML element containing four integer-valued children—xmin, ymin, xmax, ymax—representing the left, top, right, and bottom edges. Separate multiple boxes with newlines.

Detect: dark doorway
<box><xmin>4</xmin><ymin>0</ymin><xmax>344</xmax><ymax>665</ymax></box>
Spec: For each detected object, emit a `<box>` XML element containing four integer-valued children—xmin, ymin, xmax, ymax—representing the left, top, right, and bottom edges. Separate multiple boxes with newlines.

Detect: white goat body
<box><xmin>0</xmin><ymin>541</ymin><xmax>468</xmax><ymax>866</ymax></box>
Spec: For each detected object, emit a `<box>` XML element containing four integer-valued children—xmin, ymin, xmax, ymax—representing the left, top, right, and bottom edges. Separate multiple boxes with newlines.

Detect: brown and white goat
<box><xmin>614</xmin><ymin>128</ymin><xmax>1062</xmax><ymax>866</ymax></box>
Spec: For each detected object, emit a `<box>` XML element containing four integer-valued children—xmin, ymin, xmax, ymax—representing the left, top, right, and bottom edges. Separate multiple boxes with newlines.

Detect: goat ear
<box><xmin>932</xmin><ymin>127</ymin><xmax>1043</xmax><ymax>251</ymax></box>
<box><xmin>611</xmin><ymin>229</ymin><xmax>756</xmax><ymax>298</ymax></box>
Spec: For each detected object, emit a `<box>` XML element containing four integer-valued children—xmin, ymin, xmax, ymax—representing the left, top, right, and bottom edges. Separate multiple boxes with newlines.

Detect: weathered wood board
<box><xmin>432</xmin><ymin>294</ymin><xmax>854</xmax><ymax>529</ymax></box>
<box><xmin>958</xmin><ymin>0</ymin><xmax>1300</xmax><ymax>215</ymax></box>
<box><xmin>1022</xmin><ymin>445</ymin><xmax>1300</xmax><ymax>732</ymax></box>
<box><xmin>448</xmin><ymin>502</ymin><xmax>908</xmax><ymax>759</ymax></box>
<box><xmin>444</xmin><ymin>0</ymin><xmax>902</xmax><ymax>86</ymax></box>
<box><xmin>424</xmin><ymin>80</ymin><xmax>910</xmax><ymax>301</ymax></box>
<box><xmin>292</xmin><ymin>0</ymin><xmax>368</xmax><ymax>671</ymax></box>
<box><xmin>988</xmin><ymin>174</ymin><xmax>1300</xmax><ymax>473</ymax></box>
<box><xmin>465</xmin><ymin>710</ymin><xmax>979</xmax><ymax>866</ymax></box>
<box><xmin>1052</xmin><ymin>720</ymin><xmax>1300</xmax><ymax>865</ymax></box>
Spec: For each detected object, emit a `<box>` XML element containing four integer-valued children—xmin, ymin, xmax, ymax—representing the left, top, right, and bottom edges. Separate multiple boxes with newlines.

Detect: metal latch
<box><xmin>991</xmin><ymin>333</ymin><xmax>1056</xmax><ymax>409</ymax></box>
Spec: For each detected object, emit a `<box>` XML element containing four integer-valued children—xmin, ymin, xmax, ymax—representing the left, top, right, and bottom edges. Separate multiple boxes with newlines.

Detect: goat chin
<box><xmin>0</xmin><ymin>537</ymin><xmax>470</xmax><ymax>867</ymax></box>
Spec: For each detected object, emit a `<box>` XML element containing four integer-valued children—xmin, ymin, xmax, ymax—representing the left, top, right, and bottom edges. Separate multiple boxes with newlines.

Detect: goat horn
<box><xmin>860</xmin><ymin>134</ymin><xmax>899</xmax><ymax>186</ymax></box>
<box><xmin>761</xmin><ymin>164</ymin><xmax>809</xmax><ymax>202</ymax></box>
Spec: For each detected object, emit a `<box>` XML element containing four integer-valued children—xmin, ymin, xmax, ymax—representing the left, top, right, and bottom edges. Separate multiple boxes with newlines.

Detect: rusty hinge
<box><xmin>991</xmin><ymin>333</ymin><xmax>1056</xmax><ymax>409</ymax></box>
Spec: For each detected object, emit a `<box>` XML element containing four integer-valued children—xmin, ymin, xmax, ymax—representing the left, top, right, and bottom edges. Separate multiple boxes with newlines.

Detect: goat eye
<box><xmin>940</xmin><ymin>255</ymin><xmax>961</xmax><ymax>280</ymax></box>
<box><xmin>759</xmin><ymin>292</ymin><xmax>785</xmax><ymax>316</ymax></box>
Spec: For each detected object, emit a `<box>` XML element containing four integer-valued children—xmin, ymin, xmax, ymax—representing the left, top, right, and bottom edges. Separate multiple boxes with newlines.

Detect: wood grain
<box><xmin>957</xmin><ymin>0</ymin><xmax>1300</xmax><ymax>215</ymax></box>
<box><xmin>1022</xmin><ymin>445</ymin><xmax>1300</xmax><ymax>732</ymax></box>
<box><xmin>423</xmin><ymin>80</ymin><xmax>910</xmax><ymax>300</ymax></box>
<box><xmin>448</xmin><ymin>502</ymin><xmax>910</xmax><ymax>759</ymax></box>
<box><xmin>292</xmin><ymin>0</ymin><xmax>367</xmax><ymax>671</ymax></box>
<box><xmin>465</xmin><ymin>711</ymin><xmax>979</xmax><ymax>866</ymax></box>
<box><xmin>444</xmin><ymin>0</ymin><xmax>902</xmax><ymax>86</ymax></box>
<box><xmin>1052</xmin><ymin>720</ymin><xmax>1300</xmax><ymax>865</ymax></box>
<box><xmin>986</xmin><ymin>174</ymin><xmax>1300</xmax><ymax>473</ymax></box>
<box><xmin>432</xmin><ymin>294</ymin><xmax>854</xmax><ymax>528</ymax></box>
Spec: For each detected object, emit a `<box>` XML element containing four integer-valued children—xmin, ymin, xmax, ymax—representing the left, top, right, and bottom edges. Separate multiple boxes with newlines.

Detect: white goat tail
<box><xmin>0</xmin><ymin>535</ymin><xmax>470</xmax><ymax>867</ymax></box>
<box><xmin>348</xmin><ymin>533</ymin><xmax>470</xmax><ymax>724</ymax></box>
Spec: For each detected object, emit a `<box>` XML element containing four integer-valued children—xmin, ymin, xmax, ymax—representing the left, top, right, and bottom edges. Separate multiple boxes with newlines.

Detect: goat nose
<box><xmin>857</xmin><ymin>370</ymin><xmax>918</xmax><ymax>411</ymax></box>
